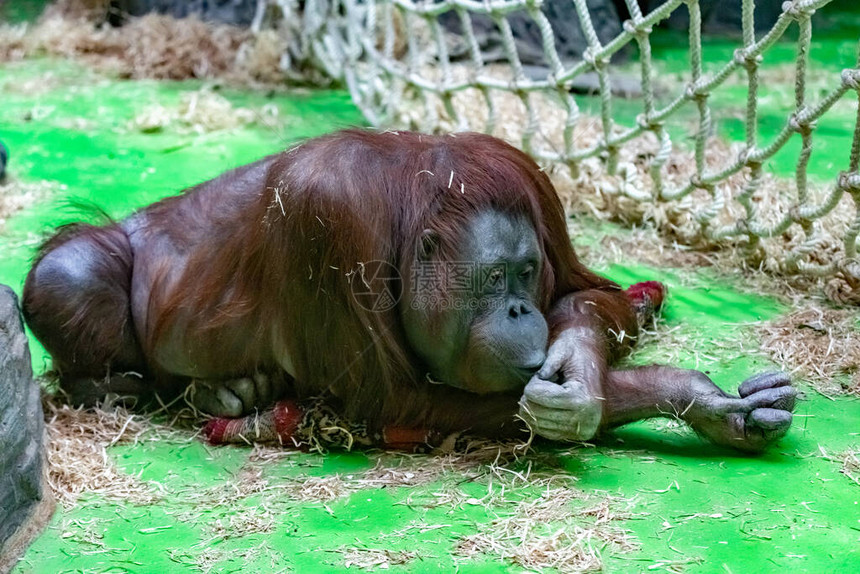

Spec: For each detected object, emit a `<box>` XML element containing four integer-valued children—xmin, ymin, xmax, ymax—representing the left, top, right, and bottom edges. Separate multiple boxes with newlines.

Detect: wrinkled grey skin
<box><xmin>400</xmin><ymin>210</ymin><xmax>549</xmax><ymax>395</ymax></box>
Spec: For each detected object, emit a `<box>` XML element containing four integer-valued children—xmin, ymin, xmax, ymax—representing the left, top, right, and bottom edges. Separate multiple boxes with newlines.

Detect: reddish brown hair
<box><xmin>150</xmin><ymin>131</ymin><xmax>617</xmax><ymax>425</ymax></box>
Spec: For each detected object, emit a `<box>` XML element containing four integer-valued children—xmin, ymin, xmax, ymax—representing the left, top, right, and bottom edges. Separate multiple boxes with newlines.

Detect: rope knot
<box><xmin>690</xmin><ymin>175</ymin><xmax>713</xmax><ymax>190</ymax></box>
<box><xmin>636</xmin><ymin>113</ymin><xmax>662</xmax><ymax>130</ymax></box>
<box><xmin>787</xmin><ymin>204</ymin><xmax>803</xmax><ymax>222</ymax></box>
<box><xmin>841</xmin><ymin>68</ymin><xmax>860</xmax><ymax>91</ymax></box>
<box><xmin>788</xmin><ymin>111</ymin><xmax>816</xmax><ymax>134</ymax></box>
<box><xmin>622</xmin><ymin>19</ymin><xmax>651</xmax><ymax>37</ymax></box>
<box><xmin>839</xmin><ymin>170</ymin><xmax>860</xmax><ymax>194</ymax></box>
<box><xmin>582</xmin><ymin>48</ymin><xmax>607</xmax><ymax>68</ymax></box>
<box><xmin>738</xmin><ymin>146</ymin><xmax>762</xmax><ymax>167</ymax></box>
<box><xmin>685</xmin><ymin>82</ymin><xmax>708</xmax><ymax>100</ymax></box>
<box><xmin>733</xmin><ymin>48</ymin><xmax>762</xmax><ymax>68</ymax></box>
<box><xmin>781</xmin><ymin>0</ymin><xmax>815</xmax><ymax>20</ymax></box>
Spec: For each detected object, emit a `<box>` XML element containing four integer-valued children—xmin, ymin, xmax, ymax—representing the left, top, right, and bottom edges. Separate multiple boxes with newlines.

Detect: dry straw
<box><xmin>0</xmin><ymin>181</ymin><xmax>61</xmax><ymax>232</ymax></box>
<box><xmin>0</xmin><ymin>179</ymin><xmax>57</xmax><ymax>231</ymax></box>
<box><xmin>43</xmin><ymin>392</ymin><xmax>638</xmax><ymax>573</ymax></box>
<box><xmin>839</xmin><ymin>447</ymin><xmax>860</xmax><ymax>484</ymax></box>
<box><xmin>130</xmin><ymin>88</ymin><xmax>269</xmax><ymax>134</ymax></box>
<box><xmin>758</xmin><ymin>307</ymin><xmax>860</xmax><ymax>397</ymax></box>
<box><xmin>43</xmin><ymin>397</ymin><xmax>164</xmax><ymax>507</ymax></box>
<box><xmin>454</xmin><ymin>485</ymin><xmax>636</xmax><ymax>573</ymax></box>
<box><xmin>340</xmin><ymin>547</ymin><xmax>418</xmax><ymax>570</ymax></box>
<box><xmin>0</xmin><ymin>8</ymin><xmax>293</xmax><ymax>86</ymax></box>
<box><xmin>818</xmin><ymin>445</ymin><xmax>860</xmax><ymax>486</ymax></box>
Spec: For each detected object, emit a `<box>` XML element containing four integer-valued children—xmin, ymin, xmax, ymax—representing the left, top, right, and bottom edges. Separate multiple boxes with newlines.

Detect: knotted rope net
<box><xmin>255</xmin><ymin>0</ymin><xmax>860</xmax><ymax>299</ymax></box>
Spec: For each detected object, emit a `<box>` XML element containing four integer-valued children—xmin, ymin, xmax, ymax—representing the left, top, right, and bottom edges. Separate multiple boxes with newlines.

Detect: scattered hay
<box><xmin>56</xmin><ymin>516</ymin><xmax>110</xmax><ymax>553</ymax></box>
<box><xmin>110</xmin><ymin>15</ymin><xmax>249</xmax><ymax>80</ymax></box>
<box><xmin>170</xmin><ymin>439</ymin><xmax>637</xmax><ymax>572</ymax></box>
<box><xmin>340</xmin><ymin>547</ymin><xmax>418</xmax><ymax>570</ymax></box>
<box><xmin>169</xmin><ymin>541</ymin><xmax>283</xmax><ymax>574</ymax></box>
<box><xmin>838</xmin><ymin>447</ymin><xmax>860</xmax><ymax>485</ymax></box>
<box><xmin>41</xmin><ymin>391</ymin><xmax>641</xmax><ymax>571</ymax></box>
<box><xmin>167</xmin><ymin>465</ymin><xmax>277</xmax><ymax>525</ymax></box>
<box><xmin>277</xmin><ymin>457</ymin><xmax>445</xmax><ymax>504</ymax></box>
<box><xmin>571</xmin><ymin>215</ymin><xmax>823</xmax><ymax>315</ymax></box>
<box><xmin>0</xmin><ymin>12</ymin><xmax>299</xmax><ymax>85</ymax></box>
<box><xmin>43</xmin><ymin>397</ymin><xmax>166</xmax><ymax>507</ymax></box>
<box><xmin>454</xmin><ymin>486</ymin><xmax>636</xmax><ymax>573</ymax></box>
<box><xmin>556</xmin><ymin>125</ymin><xmax>859</xmax><ymax>301</ymax></box>
<box><xmin>758</xmin><ymin>307</ymin><xmax>860</xmax><ymax>396</ymax></box>
<box><xmin>371</xmin><ymin>450</ymin><xmax>642</xmax><ymax>572</ymax></box>
<box><xmin>236</xmin><ymin>28</ymin><xmax>294</xmax><ymax>85</ymax></box>
<box><xmin>276</xmin><ymin>440</ymin><xmax>530</xmax><ymax>504</ymax></box>
<box><xmin>579</xmin><ymin>223</ymin><xmax>718</xmax><ymax>271</ymax></box>
<box><xmin>286</xmin><ymin>475</ymin><xmax>353</xmax><ymax>502</ymax></box>
<box><xmin>0</xmin><ymin>179</ymin><xmax>59</xmax><ymax>231</ymax></box>
<box><xmin>356</xmin><ymin>456</ymin><xmax>448</xmax><ymax>488</ymax></box>
<box><xmin>209</xmin><ymin>508</ymin><xmax>276</xmax><ymax>539</ymax></box>
<box><xmin>130</xmin><ymin>88</ymin><xmax>269</xmax><ymax>134</ymax></box>
<box><xmin>219</xmin><ymin>465</ymin><xmax>272</xmax><ymax>499</ymax></box>
<box><xmin>246</xmin><ymin>441</ymin><xmax>305</xmax><ymax>464</ymax></box>
<box><xmin>819</xmin><ymin>445</ymin><xmax>860</xmax><ymax>486</ymax></box>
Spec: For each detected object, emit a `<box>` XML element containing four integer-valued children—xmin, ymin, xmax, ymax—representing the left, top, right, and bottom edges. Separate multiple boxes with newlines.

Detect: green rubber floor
<box><xmin>1</xmin><ymin>10</ymin><xmax>859</xmax><ymax>572</ymax></box>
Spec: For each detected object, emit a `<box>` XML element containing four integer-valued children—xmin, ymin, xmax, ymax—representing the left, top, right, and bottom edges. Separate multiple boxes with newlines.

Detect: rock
<box><xmin>442</xmin><ymin>0</ymin><xmax>633</xmax><ymax>93</ymax></box>
<box><xmin>638</xmin><ymin>0</ymin><xmax>784</xmax><ymax>33</ymax></box>
<box><xmin>110</xmin><ymin>0</ymin><xmax>258</xmax><ymax>26</ymax></box>
<box><xmin>522</xmin><ymin>67</ymin><xmax>643</xmax><ymax>97</ymax></box>
<box><xmin>0</xmin><ymin>285</ymin><xmax>52</xmax><ymax>572</ymax></box>
<box><xmin>444</xmin><ymin>0</ymin><xmax>624</xmax><ymax>66</ymax></box>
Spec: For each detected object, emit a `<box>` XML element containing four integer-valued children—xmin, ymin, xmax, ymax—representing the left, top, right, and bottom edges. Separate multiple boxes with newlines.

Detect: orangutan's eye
<box><xmin>519</xmin><ymin>264</ymin><xmax>534</xmax><ymax>282</ymax></box>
